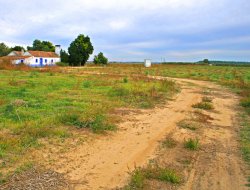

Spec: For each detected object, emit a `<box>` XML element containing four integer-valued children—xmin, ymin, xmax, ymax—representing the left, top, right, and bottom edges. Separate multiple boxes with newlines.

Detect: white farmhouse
<box><xmin>6</xmin><ymin>45</ymin><xmax>61</xmax><ymax>67</ymax></box>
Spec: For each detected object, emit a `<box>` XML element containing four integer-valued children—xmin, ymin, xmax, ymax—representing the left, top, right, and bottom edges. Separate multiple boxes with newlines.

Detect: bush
<box><xmin>93</xmin><ymin>52</ymin><xmax>108</xmax><ymax>65</ymax></box>
<box><xmin>56</xmin><ymin>62</ymin><xmax>69</xmax><ymax>67</ymax></box>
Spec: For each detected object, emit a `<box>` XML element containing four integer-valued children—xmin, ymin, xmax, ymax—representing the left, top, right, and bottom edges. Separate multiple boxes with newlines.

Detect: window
<box><xmin>51</xmin><ymin>59</ymin><xmax>53</xmax><ymax>63</ymax></box>
<box><xmin>36</xmin><ymin>59</ymin><xmax>38</xmax><ymax>63</ymax></box>
<box><xmin>45</xmin><ymin>59</ymin><xmax>47</xmax><ymax>63</ymax></box>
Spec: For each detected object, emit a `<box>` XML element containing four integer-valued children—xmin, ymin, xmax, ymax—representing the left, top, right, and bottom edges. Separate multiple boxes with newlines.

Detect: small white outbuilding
<box><xmin>144</xmin><ymin>59</ymin><xmax>151</xmax><ymax>67</ymax></box>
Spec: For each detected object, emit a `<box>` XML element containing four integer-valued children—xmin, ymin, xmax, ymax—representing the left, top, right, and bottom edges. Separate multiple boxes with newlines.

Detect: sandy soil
<box><xmin>40</xmin><ymin>76</ymin><xmax>248</xmax><ymax>189</ymax></box>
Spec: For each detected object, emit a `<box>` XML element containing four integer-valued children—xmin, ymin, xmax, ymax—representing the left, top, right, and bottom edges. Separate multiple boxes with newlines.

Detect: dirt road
<box><xmin>47</xmin><ymin>77</ymin><xmax>247</xmax><ymax>189</ymax></box>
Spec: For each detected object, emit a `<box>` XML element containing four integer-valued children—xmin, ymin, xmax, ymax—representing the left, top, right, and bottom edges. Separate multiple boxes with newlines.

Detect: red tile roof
<box><xmin>28</xmin><ymin>51</ymin><xmax>59</xmax><ymax>58</ymax></box>
<box><xmin>13</xmin><ymin>51</ymin><xmax>23</xmax><ymax>56</ymax></box>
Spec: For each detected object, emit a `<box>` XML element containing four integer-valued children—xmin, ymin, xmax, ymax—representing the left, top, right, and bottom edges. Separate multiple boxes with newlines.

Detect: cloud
<box><xmin>0</xmin><ymin>0</ymin><xmax>249</xmax><ymax>61</ymax></box>
<box><xmin>109</xmin><ymin>20</ymin><xmax>129</xmax><ymax>30</ymax></box>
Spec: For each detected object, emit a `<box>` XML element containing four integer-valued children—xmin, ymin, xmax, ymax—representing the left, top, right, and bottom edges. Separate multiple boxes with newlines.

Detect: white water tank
<box><xmin>144</xmin><ymin>59</ymin><xmax>151</xmax><ymax>67</ymax></box>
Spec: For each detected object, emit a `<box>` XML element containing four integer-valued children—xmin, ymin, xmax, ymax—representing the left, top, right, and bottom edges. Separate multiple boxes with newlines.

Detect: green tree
<box><xmin>11</xmin><ymin>46</ymin><xmax>25</xmax><ymax>51</ymax></box>
<box><xmin>68</xmin><ymin>34</ymin><xmax>94</xmax><ymax>66</ymax></box>
<box><xmin>0</xmin><ymin>43</ymin><xmax>10</xmax><ymax>57</ymax></box>
<box><xmin>60</xmin><ymin>50</ymin><xmax>69</xmax><ymax>63</ymax></box>
<box><xmin>93</xmin><ymin>52</ymin><xmax>108</xmax><ymax>65</ymax></box>
<box><xmin>203</xmin><ymin>59</ymin><xmax>209</xmax><ymax>64</ymax></box>
<box><xmin>27</xmin><ymin>40</ymin><xmax>55</xmax><ymax>52</ymax></box>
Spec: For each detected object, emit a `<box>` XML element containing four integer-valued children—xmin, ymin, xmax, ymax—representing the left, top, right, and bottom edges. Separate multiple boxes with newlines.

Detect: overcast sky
<box><xmin>0</xmin><ymin>0</ymin><xmax>250</xmax><ymax>62</ymax></box>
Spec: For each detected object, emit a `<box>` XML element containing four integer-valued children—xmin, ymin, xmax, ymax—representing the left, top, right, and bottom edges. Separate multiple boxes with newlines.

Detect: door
<box><xmin>40</xmin><ymin>58</ymin><xmax>43</xmax><ymax>67</ymax></box>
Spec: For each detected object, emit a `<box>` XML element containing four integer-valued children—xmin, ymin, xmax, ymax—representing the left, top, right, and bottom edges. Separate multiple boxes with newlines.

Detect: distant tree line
<box><xmin>0</xmin><ymin>34</ymin><xmax>108</xmax><ymax>66</ymax></box>
<box><xmin>197</xmin><ymin>59</ymin><xmax>250</xmax><ymax>66</ymax></box>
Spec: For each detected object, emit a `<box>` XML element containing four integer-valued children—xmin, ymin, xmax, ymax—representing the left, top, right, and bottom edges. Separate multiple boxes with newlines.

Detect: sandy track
<box><xmin>48</xmin><ymin>76</ymin><xmax>247</xmax><ymax>190</ymax></box>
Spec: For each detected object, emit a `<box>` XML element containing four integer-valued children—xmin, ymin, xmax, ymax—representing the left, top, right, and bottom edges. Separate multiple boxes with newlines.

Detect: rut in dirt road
<box><xmin>46</xmin><ymin>77</ymin><xmax>247</xmax><ymax>190</ymax></box>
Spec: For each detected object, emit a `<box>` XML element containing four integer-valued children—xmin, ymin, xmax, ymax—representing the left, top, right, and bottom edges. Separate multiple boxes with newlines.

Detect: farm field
<box><xmin>0</xmin><ymin>64</ymin><xmax>249</xmax><ymax>189</ymax></box>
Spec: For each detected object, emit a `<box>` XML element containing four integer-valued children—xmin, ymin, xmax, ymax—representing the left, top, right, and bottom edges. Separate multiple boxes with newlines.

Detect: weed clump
<box><xmin>184</xmin><ymin>138</ymin><xmax>200</xmax><ymax>150</ymax></box>
<box><xmin>162</xmin><ymin>138</ymin><xmax>177</xmax><ymax>148</ymax></box>
<box><xmin>125</xmin><ymin>165</ymin><xmax>181</xmax><ymax>189</ymax></box>
<box><xmin>202</xmin><ymin>96</ymin><xmax>213</xmax><ymax>103</ymax></box>
<box><xmin>192</xmin><ymin>102</ymin><xmax>214</xmax><ymax>110</ymax></box>
<box><xmin>178</xmin><ymin>120</ymin><xmax>201</xmax><ymax>130</ymax></box>
<box><xmin>82</xmin><ymin>80</ymin><xmax>92</xmax><ymax>88</ymax></box>
<box><xmin>59</xmin><ymin>113</ymin><xmax>115</xmax><ymax>133</ymax></box>
<box><xmin>123</xmin><ymin>77</ymin><xmax>128</xmax><ymax>83</ymax></box>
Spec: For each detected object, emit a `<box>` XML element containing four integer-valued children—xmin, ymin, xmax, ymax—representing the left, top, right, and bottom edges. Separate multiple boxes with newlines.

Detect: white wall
<box><xmin>27</xmin><ymin>57</ymin><xmax>61</xmax><ymax>66</ymax></box>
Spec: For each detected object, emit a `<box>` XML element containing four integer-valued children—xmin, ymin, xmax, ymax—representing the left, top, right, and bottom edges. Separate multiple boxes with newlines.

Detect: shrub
<box><xmin>93</xmin><ymin>52</ymin><xmax>108</xmax><ymax>65</ymax></box>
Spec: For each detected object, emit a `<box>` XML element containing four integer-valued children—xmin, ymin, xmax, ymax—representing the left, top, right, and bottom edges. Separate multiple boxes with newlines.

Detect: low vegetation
<box><xmin>240</xmin><ymin>114</ymin><xmax>250</xmax><ymax>173</ymax></box>
<box><xmin>162</xmin><ymin>137</ymin><xmax>177</xmax><ymax>148</ymax></box>
<box><xmin>0</xmin><ymin>69</ymin><xmax>178</xmax><ymax>181</ymax></box>
<box><xmin>178</xmin><ymin>120</ymin><xmax>201</xmax><ymax>130</ymax></box>
<box><xmin>124</xmin><ymin>165</ymin><xmax>181</xmax><ymax>190</ymax></box>
<box><xmin>1</xmin><ymin>63</ymin><xmax>249</xmax><ymax>186</ymax></box>
<box><xmin>202</xmin><ymin>96</ymin><xmax>213</xmax><ymax>103</ymax></box>
<box><xmin>184</xmin><ymin>138</ymin><xmax>200</xmax><ymax>150</ymax></box>
<box><xmin>192</xmin><ymin>102</ymin><xmax>214</xmax><ymax>110</ymax></box>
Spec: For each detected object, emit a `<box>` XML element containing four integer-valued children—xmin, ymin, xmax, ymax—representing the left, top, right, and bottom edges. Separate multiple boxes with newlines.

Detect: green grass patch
<box><xmin>59</xmin><ymin>113</ymin><xmax>116</xmax><ymax>133</ymax></box>
<box><xmin>0</xmin><ymin>70</ymin><xmax>178</xmax><ymax>176</ymax></box>
<box><xmin>240</xmin><ymin>114</ymin><xmax>250</xmax><ymax>184</ymax></box>
<box><xmin>124</xmin><ymin>165</ymin><xmax>181</xmax><ymax>190</ymax></box>
<box><xmin>184</xmin><ymin>138</ymin><xmax>200</xmax><ymax>150</ymax></box>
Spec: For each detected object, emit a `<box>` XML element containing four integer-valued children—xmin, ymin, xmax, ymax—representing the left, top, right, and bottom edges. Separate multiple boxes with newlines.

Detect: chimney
<box><xmin>55</xmin><ymin>45</ymin><xmax>61</xmax><ymax>56</ymax></box>
<box><xmin>21</xmin><ymin>49</ymin><xmax>24</xmax><ymax>56</ymax></box>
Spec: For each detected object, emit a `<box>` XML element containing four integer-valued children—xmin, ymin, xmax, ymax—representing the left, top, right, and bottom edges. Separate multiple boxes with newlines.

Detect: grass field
<box><xmin>0</xmin><ymin>63</ymin><xmax>249</xmax><ymax>186</ymax></box>
<box><xmin>68</xmin><ymin>63</ymin><xmax>250</xmax><ymax>173</ymax></box>
<box><xmin>71</xmin><ymin>64</ymin><xmax>250</xmax><ymax>112</ymax></box>
<box><xmin>0</xmin><ymin>68</ymin><xmax>178</xmax><ymax>181</ymax></box>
